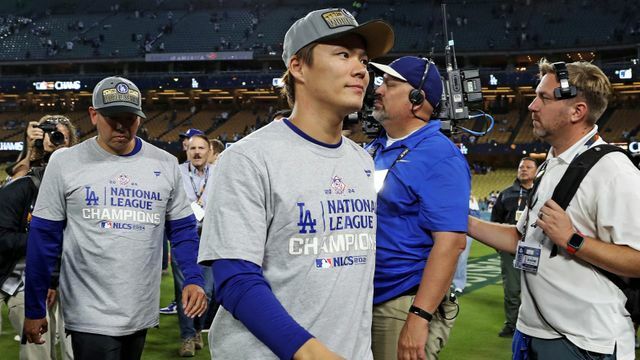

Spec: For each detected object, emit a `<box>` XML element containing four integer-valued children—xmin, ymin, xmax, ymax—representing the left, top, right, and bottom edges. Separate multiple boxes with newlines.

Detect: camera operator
<box><xmin>0</xmin><ymin>114</ymin><xmax>77</xmax><ymax>359</ymax></box>
<box><xmin>468</xmin><ymin>60</ymin><xmax>640</xmax><ymax>359</ymax></box>
<box><xmin>6</xmin><ymin>116</ymin><xmax>78</xmax><ymax>181</ymax></box>
<box><xmin>366</xmin><ymin>56</ymin><xmax>471</xmax><ymax>360</ymax></box>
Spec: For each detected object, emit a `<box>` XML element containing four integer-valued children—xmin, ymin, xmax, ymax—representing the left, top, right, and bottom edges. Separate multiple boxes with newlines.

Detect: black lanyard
<box><xmin>521</xmin><ymin>132</ymin><xmax>600</xmax><ymax>247</ymax></box>
<box><xmin>188</xmin><ymin>163</ymin><xmax>209</xmax><ymax>203</ymax></box>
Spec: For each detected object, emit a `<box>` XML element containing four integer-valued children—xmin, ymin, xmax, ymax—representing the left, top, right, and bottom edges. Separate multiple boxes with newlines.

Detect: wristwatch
<box><xmin>566</xmin><ymin>233</ymin><xmax>585</xmax><ymax>255</ymax></box>
<box><xmin>409</xmin><ymin>305</ymin><xmax>433</xmax><ymax>322</ymax></box>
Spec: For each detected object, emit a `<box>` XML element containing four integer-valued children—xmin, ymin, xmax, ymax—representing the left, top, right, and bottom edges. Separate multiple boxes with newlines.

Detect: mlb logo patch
<box><xmin>100</xmin><ymin>221</ymin><xmax>113</xmax><ymax>229</ymax></box>
<box><xmin>315</xmin><ymin>258</ymin><xmax>333</xmax><ymax>269</ymax></box>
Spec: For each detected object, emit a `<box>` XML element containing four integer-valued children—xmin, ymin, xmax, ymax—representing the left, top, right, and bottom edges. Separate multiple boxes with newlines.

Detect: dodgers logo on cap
<box><xmin>116</xmin><ymin>83</ymin><xmax>129</xmax><ymax>94</ymax></box>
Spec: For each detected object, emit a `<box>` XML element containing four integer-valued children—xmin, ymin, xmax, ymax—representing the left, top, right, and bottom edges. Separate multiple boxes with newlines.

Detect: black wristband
<box><xmin>409</xmin><ymin>305</ymin><xmax>433</xmax><ymax>322</ymax></box>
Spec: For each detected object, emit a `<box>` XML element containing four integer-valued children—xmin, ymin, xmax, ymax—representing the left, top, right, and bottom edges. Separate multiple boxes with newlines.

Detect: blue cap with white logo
<box><xmin>369</xmin><ymin>56</ymin><xmax>443</xmax><ymax>109</ymax></box>
<box><xmin>179</xmin><ymin>128</ymin><xmax>205</xmax><ymax>138</ymax></box>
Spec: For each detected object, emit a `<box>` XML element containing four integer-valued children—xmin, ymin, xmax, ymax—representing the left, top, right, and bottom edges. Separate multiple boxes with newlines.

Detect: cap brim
<box><xmin>97</xmin><ymin>106</ymin><xmax>146</xmax><ymax>119</ymax></box>
<box><xmin>369</xmin><ymin>61</ymin><xmax>408</xmax><ymax>82</ymax></box>
<box><xmin>318</xmin><ymin>19</ymin><xmax>394</xmax><ymax>60</ymax></box>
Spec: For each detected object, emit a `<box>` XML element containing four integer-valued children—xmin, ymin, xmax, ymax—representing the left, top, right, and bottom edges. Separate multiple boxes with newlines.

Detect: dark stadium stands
<box><xmin>0</xmin><ymin>0</ymin><xmax>638</xmax><ymax>168</ymax></box>
<box><xmin>0</xmin><ymin>0</ymin><xmax>638</xmax><ymax>62</ymax></box>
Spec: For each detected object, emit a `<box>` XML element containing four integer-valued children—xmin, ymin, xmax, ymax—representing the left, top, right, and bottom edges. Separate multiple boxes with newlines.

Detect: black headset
<box><xmin>409</xmin><ymin>58</ymin><xmax>431</xmax><ymax>105</ymax></box>
<box><xmin>551</xmin><ymin>62</ymin><xmax>577</xmax><ymax>100</ymax></box>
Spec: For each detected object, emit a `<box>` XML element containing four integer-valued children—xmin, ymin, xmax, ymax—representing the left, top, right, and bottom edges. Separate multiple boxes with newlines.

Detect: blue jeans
<box><xmin>171</xmin><ymin>252</ymin><xmax>214</xmax><ymax>340</ymax></box>
<box><xmin>452</xmin><ymin>236</ymin><xmax>473</xmax><ymax>290</ymax></box>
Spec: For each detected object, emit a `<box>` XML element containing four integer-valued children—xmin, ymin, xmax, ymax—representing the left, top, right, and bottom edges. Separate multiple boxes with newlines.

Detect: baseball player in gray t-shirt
<box><xmin>23</xmin><ymin>76</ymin><xmax>208</xmax><ymax>360</ymax></box>
<box><xmin>197</xmin><ymin>8</ymin><xmax>394</xmax><ymax>360</ymax></box>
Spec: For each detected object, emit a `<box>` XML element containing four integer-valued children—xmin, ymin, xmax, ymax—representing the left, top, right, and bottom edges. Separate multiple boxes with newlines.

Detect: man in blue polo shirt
<box><xmin>367</xmin><ymin>56</ymin><xmax>471</xmax><ymax>360</ymax></box>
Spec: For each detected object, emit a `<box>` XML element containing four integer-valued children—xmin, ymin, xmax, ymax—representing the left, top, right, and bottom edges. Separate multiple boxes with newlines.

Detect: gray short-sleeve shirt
<box><xmin>199</xmin><ymin>120</ymin><xmax>377</xmax><ymax>359</ymax></box>
<box><xmin>33</xmin><ymin>138</ymin><xmax>192</xmax><ymax>336</ymax></box>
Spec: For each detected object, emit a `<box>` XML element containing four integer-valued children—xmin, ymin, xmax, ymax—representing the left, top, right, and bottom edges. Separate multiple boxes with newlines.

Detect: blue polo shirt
<box><xmin>366</xmin><ymin>120</ymin><xmax>471</xmax><ymax>304</ymax></box>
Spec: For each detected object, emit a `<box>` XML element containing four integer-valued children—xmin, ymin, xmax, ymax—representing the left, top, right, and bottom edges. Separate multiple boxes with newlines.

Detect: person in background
<box><xmin>490</xmin><ymin>157</ymin><xmax>537</xmax><ymax>338</ymax></box>
<box><xmin>1</xmin><ymin>115</ymin><xmax>78</xmax><ymax>360</ymax></box>
<box><xmin>174</xmin><ymin>133</ymin><xmax>216</xmax><ymax>357</ymax></box>
<box><xmin>160</xmin><ymin>127</ymin><xmax>207</xmax><ymax>315</ymax></box>
<box><xmin>452</xmin><ymin>195</ymin><xmax>481</xmax><ymax>295</ymax></box>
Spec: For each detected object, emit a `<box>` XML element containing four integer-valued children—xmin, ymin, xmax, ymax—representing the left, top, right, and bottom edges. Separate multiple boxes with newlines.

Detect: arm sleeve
<box><xmin>166</xmin><ymin>214</ymin><xmax>204</xmax><ymax>288</ymax></box>
<box><xmin>24</xmin><ymin>217</ymin><xmax>64</xmax><ymax>319</ymax></box>
<box><xmin>0</xmin><ymin>178</ymin><xmax>31</xmax><ymax>256</ymax></box>
<box><xmin>418</xmin><ymin>156</ymin><xmax>471</xmax><ymax>232</ymax></box>
<box><xmin>212</xmin><ymin>259</ymin><xmax>313</xmax><ymax>360</ymax></box>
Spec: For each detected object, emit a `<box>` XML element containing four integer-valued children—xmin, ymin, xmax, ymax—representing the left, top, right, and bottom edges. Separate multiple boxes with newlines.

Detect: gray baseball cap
<box><xmin>282</xmin><ymin>8</ymin><xmax>394</xmax><ymax>67</ymax></box>
<box><xmin>92</xmin><ymin>76</ymin><xmax>146</xmax><ymax>119</ymax></box>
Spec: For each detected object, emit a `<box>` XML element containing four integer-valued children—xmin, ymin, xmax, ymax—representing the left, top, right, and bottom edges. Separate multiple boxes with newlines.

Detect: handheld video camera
<box><xmin>353</xmin><ymin>3</ymin><xmax>489</xmax><ymax>139</ymax></box>
<box><xmin>34</xmin><ymin>120</ymin><xmax>66</xmax><ymax>149</ymax></box>
<box><xmin>343</xmin><ymin>69</ymin><xmax>378</xmax><ymax>134</ymax></box>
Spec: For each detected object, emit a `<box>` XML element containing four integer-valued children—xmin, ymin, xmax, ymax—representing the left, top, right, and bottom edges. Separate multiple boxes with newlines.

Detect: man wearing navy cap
<box><xmin>366</xmin><ymin>57</ymin><xmax>471</xmax><ymax>360</ymax></box>
<box><xmin>179</xmin><ymin>128</ymin><xmax>205</xmax><ymax>151</ymax></box>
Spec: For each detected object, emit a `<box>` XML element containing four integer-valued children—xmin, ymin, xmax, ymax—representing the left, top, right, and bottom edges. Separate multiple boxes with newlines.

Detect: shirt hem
<box><xmin>64</xmin><ymin>319</ymin><xmax>159</xmax><ymax>337</ymax></box>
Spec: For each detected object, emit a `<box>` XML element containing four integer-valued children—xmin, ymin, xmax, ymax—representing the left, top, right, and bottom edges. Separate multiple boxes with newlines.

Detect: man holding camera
<box><xmin>23</xmin><ymin>76</ymin><xmax>207</xmax><ymax>359</ymax></box>
<box><xmin>6</xmin><ymin>117</ymin><xmax>78</xmax><ymax>181</ymax></box>
<box><xmin>366</xmin><ymin>56</ymin><xmax>470</xmax><ymax>360</ymax></box>
<box><xmin>0</xmin><ymin>115</ymin><xmax>77</xmax><ymax>359</ymax></box>
<box><xmin>468</xmin><ymin>60</ymin><xmax>640</xmax><ymax>359</ymax></box>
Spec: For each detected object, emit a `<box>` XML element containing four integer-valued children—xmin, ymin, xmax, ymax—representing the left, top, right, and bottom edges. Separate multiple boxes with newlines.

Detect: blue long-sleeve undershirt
<box><xmin>165</xmin><ymin>214</ymin><xmax>204</xmax><ymax>288</ymax></box>
<box><xmin>212</xmin><ymin>259</ymin><xmax>313</xmax><ymax>360</ymax></box>
<box><xmin>25</xmin><ymin>216</ymin><xmax>64</xmax><ymax>319</ymax></box>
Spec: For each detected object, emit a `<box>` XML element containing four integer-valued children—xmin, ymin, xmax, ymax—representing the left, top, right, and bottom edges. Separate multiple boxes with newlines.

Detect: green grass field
<box><xmin>1</xmin><ymin>242</ymin><xmax>636</xmax><ymax>359</ymax></box>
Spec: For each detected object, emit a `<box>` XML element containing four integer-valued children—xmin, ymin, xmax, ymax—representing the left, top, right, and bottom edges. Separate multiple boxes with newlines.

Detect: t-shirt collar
<box><xmin>375</xmin><ymin>120</ymin><xmax>441</xmax><ymax>151</ymax></box>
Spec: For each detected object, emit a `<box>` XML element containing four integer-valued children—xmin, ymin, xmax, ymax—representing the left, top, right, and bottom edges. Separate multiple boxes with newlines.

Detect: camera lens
<box><xmin>49</xmin><ymin>130</ymin><xmax>65</xmax><ymax>146</ymax></box>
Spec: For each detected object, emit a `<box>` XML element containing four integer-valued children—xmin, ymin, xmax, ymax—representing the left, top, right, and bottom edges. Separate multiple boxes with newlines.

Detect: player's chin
<box><xmin>342</xmin><ymin>100</ymin><xmax>364</xmax><ymax>114</ymax></box>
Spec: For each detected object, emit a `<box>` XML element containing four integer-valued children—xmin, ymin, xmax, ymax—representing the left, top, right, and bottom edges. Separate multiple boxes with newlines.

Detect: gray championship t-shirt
<box><xmin>33</xmin><ymin>138</ymin><xmax>193</xmax><ymax>336</ymax></box>
<box><xmin>198</xmin><ymin>120</ymin><xmax>377</xmax><ymax>359</ymax></box>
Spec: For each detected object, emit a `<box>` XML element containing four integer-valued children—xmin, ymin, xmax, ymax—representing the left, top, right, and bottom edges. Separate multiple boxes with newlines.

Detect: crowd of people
<box><xmin>0</xmin><ymin>6</ymin><xmax>639</xmax><ymax>360</ymax></box>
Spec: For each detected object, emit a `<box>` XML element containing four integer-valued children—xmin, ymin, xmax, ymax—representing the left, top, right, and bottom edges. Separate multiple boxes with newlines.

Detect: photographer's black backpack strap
<box><xmin>549</xmin><ymin>144</ymin><xmax>628</xmax><ymax>257</ymax></box>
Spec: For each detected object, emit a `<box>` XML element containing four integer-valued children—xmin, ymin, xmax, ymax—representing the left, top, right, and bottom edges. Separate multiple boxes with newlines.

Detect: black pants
<box><xmin>69</xmin><ymin>329</ymin><xmax>147</xmax><ymax>360</ymax></box>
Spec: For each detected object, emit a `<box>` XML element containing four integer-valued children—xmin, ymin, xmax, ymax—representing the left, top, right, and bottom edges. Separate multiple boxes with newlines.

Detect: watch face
<box><xmin>569</xmin><ymin>234</ymin><xmax>584</xmax><ymax>249</ymax></box>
